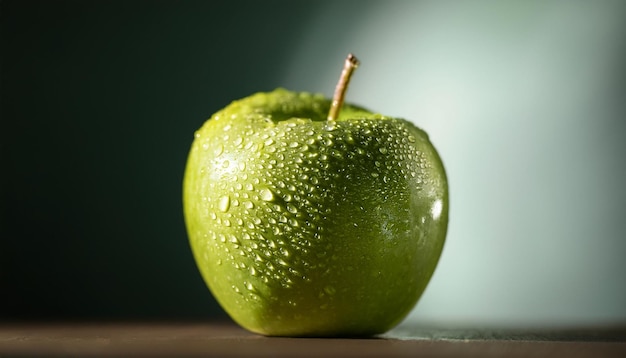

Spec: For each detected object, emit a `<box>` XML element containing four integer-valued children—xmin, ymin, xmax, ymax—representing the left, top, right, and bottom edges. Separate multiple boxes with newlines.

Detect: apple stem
<box><xmin>327</xmin><ymin>53</ymin><xmax>360</xmax><ymax>122</ymax></box>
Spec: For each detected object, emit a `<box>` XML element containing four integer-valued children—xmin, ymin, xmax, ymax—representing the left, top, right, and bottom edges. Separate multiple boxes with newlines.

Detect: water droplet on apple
<box><xmin>286</xmin><ymin>204</ymin><xmax>297</xmax><ymax>214</ymax></box>
<box><xmin>431</xmin><ymin>199</ymin><xmax>443</xmax><ymax>220</ymax></box>
<box><xmin>323</xmin><ymin>120</ymin><xmax>337</xmax><ymax>131</ymax></box>
<box><xmin>259</xmin><ymin>188</ymin><xmax>275</xmax><ymax>201</ymax></box>
<box><xmin>218</xmin><ymin>195</ymin><xmax>231</xmax><ymax>212</ymax></box>
<box><xmin>214</xmin><ymin>143</ymin><xmax>224</xmax><ymax>156</ymax></box>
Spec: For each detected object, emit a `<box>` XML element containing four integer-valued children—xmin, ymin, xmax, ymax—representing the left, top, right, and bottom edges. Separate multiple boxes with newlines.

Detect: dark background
<box><xmin>1</xmin><ymin>0</ymin><xmax>339</xmax><ymax>321</ymax></box>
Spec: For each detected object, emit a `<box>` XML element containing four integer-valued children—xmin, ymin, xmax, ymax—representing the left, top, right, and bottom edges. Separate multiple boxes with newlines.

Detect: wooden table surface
<box><xmin>1</xmin><ymin>321</ymin><xmax>624</xmax><ymax>357</ymax></box>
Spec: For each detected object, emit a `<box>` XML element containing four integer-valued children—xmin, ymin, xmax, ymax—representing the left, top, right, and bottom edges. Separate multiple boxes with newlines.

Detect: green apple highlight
<box><xmin>183</xmin><ymin>55</ymin><xmax>448</xmax><ymax>336</ymax></box>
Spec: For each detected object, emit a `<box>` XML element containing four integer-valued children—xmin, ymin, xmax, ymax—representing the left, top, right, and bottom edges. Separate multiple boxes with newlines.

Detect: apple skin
<box><xmin>183</xmin><ymin>88</ymin><xmax>448</xmax><ymax>337</ymax></box>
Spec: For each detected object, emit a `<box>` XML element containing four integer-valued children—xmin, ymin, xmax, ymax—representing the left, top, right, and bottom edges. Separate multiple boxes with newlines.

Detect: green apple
<box><xmin>183</xmin><ymin>55</ymin><xmax>448</xmax><ymax>337</ymax></box>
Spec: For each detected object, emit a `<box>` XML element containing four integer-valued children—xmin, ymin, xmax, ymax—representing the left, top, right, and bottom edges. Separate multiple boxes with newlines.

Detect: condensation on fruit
<box><xmin>193</xmin><ymin>115</ymin><xmax>442</xmax><ymax>319</ymax></box>
<box><xmin>218</xmin><ymin>195</ymin><xmax>230</xmax><ymax>212</ymax></box>
<box><xmin>259</xmin><ymin>188</ymin><xmax>275</xmax><ymax>202</ymax></box>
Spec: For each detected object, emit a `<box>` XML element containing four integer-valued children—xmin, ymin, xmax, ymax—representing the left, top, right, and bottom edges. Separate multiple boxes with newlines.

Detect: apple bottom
<box><xmin>194</xmin><ymin>210</ymin><xmax>444</xmax><ymax>337</ymax></box>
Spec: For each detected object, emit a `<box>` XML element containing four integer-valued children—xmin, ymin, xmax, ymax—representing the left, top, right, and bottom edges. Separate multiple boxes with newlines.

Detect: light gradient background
<box><xmin>282</xmin><ymin>1</ymin><xmax>626</xmax><ymax>327</ymax></box>
<box><xmin>2</xmin><ymin>0</ymin><xmax>625</xmax><ymax>327</ymax></box>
